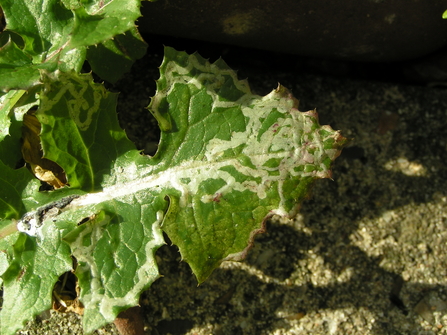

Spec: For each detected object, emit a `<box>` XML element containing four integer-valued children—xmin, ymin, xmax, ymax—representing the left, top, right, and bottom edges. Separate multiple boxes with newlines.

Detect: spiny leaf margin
<box><xmin>150</xmin><ymin>46</ymin><xmax>346</xmax><ymax>282</ymax></box>
<box><xmin>0</xmin><ymin>46</ymin><xmax>346</xmax><ymax>334</ymax></box>
<box><xmin>0</xmin><ymin>0</ymin><xmax>145</xmax><ymax>90</ymax></box>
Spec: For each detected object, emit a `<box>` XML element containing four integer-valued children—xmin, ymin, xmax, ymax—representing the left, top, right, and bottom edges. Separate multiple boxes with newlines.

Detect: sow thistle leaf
<box><xmin>86</xmin><ymin>27</ymin><xmax>148</xmax><ymax>84</ymax></box>
<box><xmin>0</xmin><ymin>160</ymin><xmax>38</xmax><ymax>223</ymax></box>
<box><xmin>0</xmin><ymin>37</ymin><xmax>43</xmax><ymax>90</ymax></box>
<box><xmin>0</xmin><ymin>227</ymin><xmax>73</xmax><ymax>335</ymax></box>
<box><xmin>0</xmin><ymin>47</ymin><xmax>345</xmax><ymax>334</ymax></box>
<box><xmin>149</xmin><ymin>47</ymin><xmax>346</xmax><ymax>281</ymax></box>
<box><xmin>36</xmin><ymin>70</ymin><xmax>140</xmax><ymax>191</ymax></box>
<box><xmin>67</xmin><ymin>0</ymin><xmax>142</xmax><ymax>49</ymax></box>
<box><xmin>0</xmin><ymin>89</ymin><xmax>26</xmax><ymax>144</ymax></box>
<box><xmin>0</xmin><ymin>0</ymin><xmax>144</xmax><ymax>90</ymax></box>
<box><xmin>0</xmin><ymin>88</ymin><xmax>41</xmax><ymax>169</ymax></box>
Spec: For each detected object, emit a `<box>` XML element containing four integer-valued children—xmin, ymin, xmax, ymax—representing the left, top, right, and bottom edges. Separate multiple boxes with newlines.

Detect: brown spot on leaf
<box><xmin>22</xmin><ymin>111</ymin><xmax>67</xmax><ymax>188</ymax></box>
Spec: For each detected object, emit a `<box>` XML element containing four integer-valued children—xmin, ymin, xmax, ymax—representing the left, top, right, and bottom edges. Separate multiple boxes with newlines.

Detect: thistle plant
<box><xmin>0</xmin><ymin>1</ymin><xmax>346</xmax><ymax>334</ymax></box>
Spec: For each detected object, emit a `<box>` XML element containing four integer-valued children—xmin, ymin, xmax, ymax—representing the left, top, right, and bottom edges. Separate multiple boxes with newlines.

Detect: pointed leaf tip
<box><xmin>152</xmin><ymin>47</ymin><xmax>346</xmax><ymax>282</ymax></box>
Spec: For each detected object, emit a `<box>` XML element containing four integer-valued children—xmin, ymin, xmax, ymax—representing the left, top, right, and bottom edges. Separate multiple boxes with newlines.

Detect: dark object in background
<box><xmin>139</xmin><ymin>0</ymin><xmax>447</xmax><ymax>62</ymax></box>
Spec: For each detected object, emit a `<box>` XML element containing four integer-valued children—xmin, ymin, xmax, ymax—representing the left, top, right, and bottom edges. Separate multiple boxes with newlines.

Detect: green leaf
<box><xmin>86</xmin><ymin>28</ymin><xmax>148</xmax><ymax>83</ymax></box>
<box><xmin>443</xmin><ymin>9</ymin><xmax>447</xmax><ymax>19</ymax></box>
<box><xmin>0</xmin><ymin>231</ymin><xmax>19</xmax><ymax>287</ymax></box>
<box><xmin>149</xmin><ymin>47</ymin><xmax>345</xmax><ymax>281</ymax></box>
<box><xmin>0</xmin><ymin>0</ymin><xmax>143</xmax><ymax>90</ymax></box>
<box><xmin>0</xmin><ymin>161</ymin><xmax>38</xmax><ymax>221</ymax></box>
<box><xmin>0</xmin><ymin>38</ymin><xmax>42</xmax><ymax>90</ymax></box>
<box><xmin>67</xmin><ymin>0</ymin><xmax>142</xmax><ymax>49</ymax></box>
<box><xmin>0</xmin><ymin>89</ymin><xmax>38</xmax><ymax>168</ymax></box>
<box><xmin>0</xmin><ymin>47</ymin><xmax>345</xmax><ymax>334</ymax></box>
<box><xmin>63</xmin><ymin>205</ymin><xmax>165</xmax><ymax>333</ymax></box>
<box><xmin>0</xmin><ymin>90</ymin><xmax>44</xmax><ymax>222</ymax></box>
<box><xmin>0</xmin><ymin>38</ymin><xmax>32</xmax><ymax>68</ymax></box>
<box><xmin>0</xmin><ymin>90</ymin><xmax>27</xmax><ymax>143</ymax></box>
<box><xmin>37</xmin><ymin>70</ymin><xmax>139</xmax><ymax>191</ymax></box>
<box><xmin>0</xmin><ymin>227</ymin><xmax>72</xmax><ymax>335</ymax></box>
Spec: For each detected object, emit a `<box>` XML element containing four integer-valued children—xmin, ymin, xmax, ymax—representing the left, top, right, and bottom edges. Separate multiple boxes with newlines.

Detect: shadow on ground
<box><xmin>140</xmin><ymin>66</ymin><xmax>447</xmax><ymax>335</ymax></box>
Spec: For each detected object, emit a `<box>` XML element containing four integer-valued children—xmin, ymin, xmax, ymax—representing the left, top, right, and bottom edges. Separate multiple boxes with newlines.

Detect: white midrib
<box><xmin>70</xmin><ymin>150</ymin><xmax>296</xmax><ymax>210</ymax></box>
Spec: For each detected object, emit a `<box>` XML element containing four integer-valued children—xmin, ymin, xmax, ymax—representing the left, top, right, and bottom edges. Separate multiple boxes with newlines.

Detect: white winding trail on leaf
<box><xmin>70</xmin><ymin>210</ymin><xmax>165</xmax><ymax>322</ymax></box>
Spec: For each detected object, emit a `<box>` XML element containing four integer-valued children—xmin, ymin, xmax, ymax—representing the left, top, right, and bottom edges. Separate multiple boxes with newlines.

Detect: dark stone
<box><xmin>139</xmin><ymin>0</ymin><xmax>447</xmax><ymax>62</ymax></box>
<box><xmin>114</xmin><ymin>306</ymin><xmax>145</xmax><ymax>335</ymax></box>
<box><xmin>156</xmin><ymin>319</ymin><xmax>194</xmax><ymax>335</ymax></box>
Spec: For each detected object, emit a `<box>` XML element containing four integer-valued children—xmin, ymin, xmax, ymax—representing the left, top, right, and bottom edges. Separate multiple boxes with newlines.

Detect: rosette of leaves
<box><xmin>0</xmin><ymin>1</ymin><xmax>346</xmax><ymax>334</ymax></box>
<box><xmin>0</xmin><ymin>46</ymin><xmax>345</xmax><ymax>334</ymax></box>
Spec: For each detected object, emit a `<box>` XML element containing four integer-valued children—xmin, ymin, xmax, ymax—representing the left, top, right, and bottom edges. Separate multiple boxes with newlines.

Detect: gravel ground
<box><xmin>16</xmin><ymin>41</ymin><xmax>447</xmax><ymax>335</ymax></box>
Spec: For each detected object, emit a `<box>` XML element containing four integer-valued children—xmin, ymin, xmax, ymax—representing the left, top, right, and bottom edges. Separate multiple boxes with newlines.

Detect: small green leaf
<box><xmin>0</xmin><ymin>231</ymin><xmax>19</xmax><ymax>286</ymax></box>
<box><xmin>0</xmin><ymin>228</ymin><xmax>72</xmax><ymax>335</ymax></box>
<box><xmin>0</xmin><ymin>0</ymin><xmax>143</xmax><ymax>90</ymax></box>
<box><xmin>0</xmin><ymin>89</ymin><xmax>38</xmax><ymax>168</ymax></box>
<box><xmin>86</xmin><ymin>28</ymin><xmax>148</xmax><ymax>83</ymax></box>
<box><xmin>0</xmin><ymin>38</ymin><xmax>42</xmax><ymax>90</ymax></box>
<box><xmin>63</xmin><ymin>204</ymin><xmax>165</xmax><ymax>333</ymax></box>
<box><xmin>37</xmin><ymin>70</ymin><xmax>139</xmax><ymax>191</ymax></box>
<box><xmin>443</xmin><ymin>9</ymin><xmax>447</xmax><ymax>19</ymax></box>
<box><xmin>0</xmin><ymin>90</ymin><xmax>26</xmax><ymax>143</ymax></box>
<box><xmin>0</xmin><ymin>38</ymin><xmax>32</xmax><ymax>67</ymax></box>
<box><xmin>0</xmin><ymin>161</ymin><xmax>40</xmax><ymax>221</ymax></box>
<box><xmin>68</xmin><ymin>0</ymin><xmax>142</xmax><ymax>49</ymax></box>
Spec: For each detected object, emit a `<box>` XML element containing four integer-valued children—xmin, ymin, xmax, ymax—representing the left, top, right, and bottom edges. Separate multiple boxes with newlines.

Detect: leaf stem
<box><xmin>0</xmin><ymin>220</ymin><xmax>18</xmax><ymax>239</ymax></box>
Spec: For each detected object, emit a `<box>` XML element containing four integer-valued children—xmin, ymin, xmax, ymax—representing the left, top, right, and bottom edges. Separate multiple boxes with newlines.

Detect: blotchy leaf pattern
<box><xmin>0</xmin><ymin>228</ymin><xmax>72</xmax><ymax>335</ymax></box>
<box><xmin>148</xmin><ymin>47</ymin><xmax>345</xmax><ymax>281</ymax></box>
<box><xmin>0</xmin><ymin>47</ymin><xmax>345</xmax><ymax>334</ymax></box>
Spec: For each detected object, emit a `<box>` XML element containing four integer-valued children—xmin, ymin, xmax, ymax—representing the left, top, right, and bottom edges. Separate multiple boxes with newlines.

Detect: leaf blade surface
<box><xmin>149</xmin><ymin>47</ymin><xmax>346</xmax><ymax>281</ymax></box>
<box><xmin>0</xmin><ymin>0</ymin><xmax>143</xmax><ymax>90</ymax></box>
